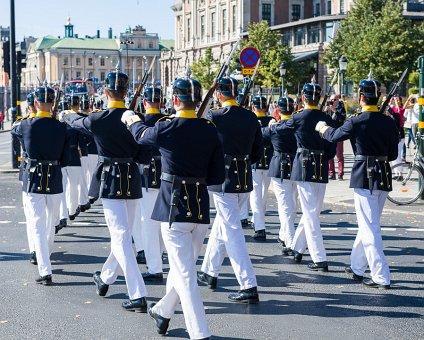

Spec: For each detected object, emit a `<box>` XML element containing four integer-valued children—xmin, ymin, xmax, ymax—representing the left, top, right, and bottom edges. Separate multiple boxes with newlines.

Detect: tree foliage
<box><xmin>191</xmin><ymin>47</ymin><xmax>218</xmax><ymax>89</ymax></box>
<box><xmin>323</xmin><ymin>0</ymin><xmax>424</xmax><ymax>88</ymax></box>
<box><xmin>236</xmin><ymin>21</ymin><xmax>307</xmax><ymax>92</ymax></box>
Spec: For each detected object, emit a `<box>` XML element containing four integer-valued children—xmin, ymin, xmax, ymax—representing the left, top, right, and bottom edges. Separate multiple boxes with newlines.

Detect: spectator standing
<box><xmin>0</xmin><ymin>112</ymin><xmax>4</xmax><ymax>130</ymax></box>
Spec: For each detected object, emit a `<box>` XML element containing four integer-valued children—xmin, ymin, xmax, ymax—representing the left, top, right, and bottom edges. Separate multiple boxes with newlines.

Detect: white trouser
<box><xmin>239</xmin><ymin>195</ymin><xmax>250</xmax><ymax>220</ymax></box>
<box><xmin>272</xmin><ymin>178</ymin><xmax>298</xmax><ymax>248</ymax></box>
<box><xmin>64</xmin><ymin>166</ymin><xmax>83</xmax><ymax>215</ymax></box>
<box><xmin>391</xmin><ymin>138</ymin><xmax>405</xmax><ymax>173</ymax></box>
<box><xmin>100</xmin><ymin>198</ymin><xmax>148</xmax><ymax>300</ymax></box>
<box><xmin>250</xmin><ymin>169</ymin><xmax>271</xmax><ymax>231</ymax></box>
<box><xmin>153</xmin><ymin>222</ymin><xmax>211</xmax><ymax>340</ymax></box>
<box><xmin>351</xmin><ymin>189</ymin><xmax>390</xmax><ymax>285</ymax></box>
<box><xmin>26</xmin><ymin>193</ymin><xmax>60</xmax><ymax>276</ymax></box>
<box><xmin>59</xmin><ymin>168</ymin><xmax>69</xmax><ymax>221</ymax></box>
<box><xmin>132</xmin><ymin>198</ymin><xmax>144</xmax><ymax>253</ymax></box>
<box><xmin>79</xmin><ymin>156</ymin><xmax>89</xmax><ymax>205</ymax></box>
<box><xmin>86</xmin><ymin>154</ymin><xmax>98</xmax><ymax>190</ymax></box>
<box><xmin>292</xmin><ymin>182</ymin><xmax>327</xmax><ymax>263</ymax></box>
<box><xmin>140</xmin><ymin>188</ymin><xmax>164</xmax><ymax>273</ymax></box>
<box><xmin>201</xmin><ymin>192</ymin><xmax>257</xmax><ymax>290</ymax></box>
<box><xmin>22</xmin><ymin>191</ymin><xmax>35</xmax><ymax>252</ymax></box>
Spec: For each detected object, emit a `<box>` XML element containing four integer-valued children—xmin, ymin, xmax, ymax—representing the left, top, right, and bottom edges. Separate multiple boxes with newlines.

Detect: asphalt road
<box><xmin>0</xmin><ymin>172</ymin><xmax>423</xmax><ymax>340</ymax></box>
<box><xmin>0</xmin><ymin>130</ymin><xmax>11</xmax><ymax>168</ymax></box>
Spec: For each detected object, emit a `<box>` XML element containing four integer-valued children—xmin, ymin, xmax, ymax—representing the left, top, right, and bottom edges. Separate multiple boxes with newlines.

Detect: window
<box><xmin>315</xmin><ymin>3</ymin><xmax>321</xmax><ymax>16</ymax></box>
<box><xmin>88</xmin><ymin>57</ymin><xmax>93</xmax><ymax>66</ymax></box>
<box><xmin>282</xmin><ymin>32</ymin><xmax>292</xmax><ymax>47</ymax></box>
<box><xmin>324</xmin><ymin>22</ymin><xmax>334</xmax><ymax>42</ymax></box>
<box><xmin>211</xmin><ymin>12</ymin><xmax>216</xmax><ymax>39</ymax></box>
<box><xmin>232</xmin><ymin>4</ymin><xmax>236</xmax><ymax>32</ymax></box>
<box><xmin>100</xmin><ymin>71</ymin><xmax>105</xmax><ymax>81</ymax></box>
<box><xmin>63</xmin><ymin>56</ymin><xmax>68</xmax><ymax>65</ymax></box>
<box><xmin>292</xmin><ymin>4</ymin><xmax>301</xmax><ymax>21</ymax></box>
<box><xmin>308</xmin><ymin>25</ymin><xmax>320</xmax><ymax>43</ymax></box>
<box><xmin>222</xmin><ymin>9</ymin><xmax>227</xmax><ymax>35</ymax></box>
<box><xmin>149</xmin><ymin>41</ymin><xmax>154</xmax><ymax>48</ymax></box>
<box><xmin>201</xmin><ymin>15</ymin><xmax>205</xmax><ymax>40</ymax></box>
<box><xmin>76</xmin><ymin>71</ymin><xmax>81</xmax><ymax>78</ymax></box>
<box><xmin>187</xmin><ymin>18</ymin><xmax>191</xmax><ymax>43</ymax></box>
<box><xmin>100</xmin><ymin>57</ymin><xmax>105</xmax><ymax>66</ymax></box>
<box><xmin>262</xmin><ymin>3</ymin><xmax>272</xmax><ymax>25</ymax></box>
<box><xmin>340</xmin><ymin>0</ymin><xmax>345</xmax><ymax>13</ymax></box>
<box><xmin>76</xmin><ymin>57</ymin><xmax>81</xmax><ymax>66</ymax></box>
<box><xmin>294</xmin><ymin>27</ymin><xmax>304</xmax><ymax>45</ymax></box>
<box><xmin>327</xmin><ymin>1</ymin><xmax>331</xmax><ymax>15</ymax></box>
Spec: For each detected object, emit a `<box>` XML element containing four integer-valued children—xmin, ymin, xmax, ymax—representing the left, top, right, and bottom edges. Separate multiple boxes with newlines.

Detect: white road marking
<box><xmin>322</xmin><ymin>227</ymin><xmax>338</xmax><ymax>231</ymax></box>
<box><xmin>18</xmin><ymin>222</ymin><xmax>26</xmax><ymax>224</ymax></box>
<box><xmin>406</xmin><ymin>228</ymin><xmax>424</xmax><ymax>232</ymax></box>
<box><xmin>347</xmin><ymin>228</ymin><xmax>359</xmax><ymax>231</ymax></box>
<box><xmin>71</xmin><ymin>222</ymin><xmax>94</xmax><ymax>226</ymax></box>
<box><xmin>0</xmin><ymin>206</ymin><xmax>16</xmax><ymax>209</ymax></box>
<box><xmin>0</xmin><ymin>221</ymin><xmax>12</xmax><ymax>224</ymax></box>
<box><xmin>381</xmin><ymin>228</ymin><xmax>396</xmax><ymax>231</ymax></box>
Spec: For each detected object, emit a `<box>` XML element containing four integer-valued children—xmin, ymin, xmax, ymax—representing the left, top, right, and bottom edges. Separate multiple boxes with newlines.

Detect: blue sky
<box><xmin>0</xmin><ymin>0</ymin><xmax>175</xmax><ymax>41</ymax></box>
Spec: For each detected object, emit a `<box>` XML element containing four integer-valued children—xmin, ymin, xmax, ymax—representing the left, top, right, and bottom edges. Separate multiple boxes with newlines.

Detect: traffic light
<box><xmin>16</xmin><ymin>50</ymin><xmax>26</xmax><ymax>75</ymax></box>
<box><xmin>2</xmin><ymin>40</ymin><xmax>10</xmax><ymax>76</ymax></box>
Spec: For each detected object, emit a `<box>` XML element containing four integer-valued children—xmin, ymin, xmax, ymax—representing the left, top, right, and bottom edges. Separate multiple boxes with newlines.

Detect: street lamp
<box><xmin>120</xmin><ymin>39</ymin><xmax>134</xmax><ymax>77</ymax></box>
<box><xmin>279</xmin><ymin>62</ymin><xmax>286</xmax><ymax>94</ymax></box>
<box><xmin>339</xmin><ymin>55</ymin><xmax>348</xmax><ymax>96</ymax></box>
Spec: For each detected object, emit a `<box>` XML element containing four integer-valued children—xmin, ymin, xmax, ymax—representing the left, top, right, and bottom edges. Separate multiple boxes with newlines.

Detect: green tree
<box><xmin>237</xmin><ymin>21</ymin><xmax>305</xmax><ymax>92</ymax></box>
<box><xmin>323</xmin><ymin>0</ymin><xmax>424</xmax><ymax>88</ymax></box>
<box><xmin>191</xmin><ymin>47</ymin><xmax>218</xmax><ymax>89</ymax></box>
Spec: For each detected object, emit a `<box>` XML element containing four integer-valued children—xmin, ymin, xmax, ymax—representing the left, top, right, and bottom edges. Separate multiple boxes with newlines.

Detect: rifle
<box><xmin>240</xmin><ymin>58</ymin><xmax>261</xmax><ymax>108</ymax></box>
<box><xmin>129</xmin><ymin>56</ymin><xmax>156</xmax><ymax>111</ymax></box>
<box><xmin>379</xmin><ymin>68</ymin><xmax>408</xmax><ymax>114</ymax></box>
<box><xmin>196</xmin><ymin>38</ymin><xmax>240</xmax><ymax>118</ymax></box>
<box><xmin>267</xmin><ymin>87</ymin><xmax>274</xmax><ymax>108</ymax></box>
<box><xmin>52</xmin><ymin>74</ymin><xmax>64</xmax><ymax>118</ymax></box>
<box><xmin>320</xmin><ymin>70</ymin><xmax>338</xmax><ymax>112</ymax></box>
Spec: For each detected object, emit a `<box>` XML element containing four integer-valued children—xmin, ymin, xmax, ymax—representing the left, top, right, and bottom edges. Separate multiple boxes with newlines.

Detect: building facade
<box><xmin>23</xmin><ymin>18</ymin><xmax>162</xmax><ymax>91</ymax></box>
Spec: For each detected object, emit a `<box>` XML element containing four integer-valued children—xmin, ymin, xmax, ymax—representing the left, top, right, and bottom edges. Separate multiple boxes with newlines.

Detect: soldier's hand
<box><xmin>315</xmin><ymin>121</ymin><xmax>327</xmax><ymax>133</ymax></box>
<box><xmin>121</xmin><ymin>110</ymin><xmax>140</xmax><ymax>127</ymax></box>
<box><xmin>268</xmin><ymin>118</ymin><xmax>277</xmax><ymax>128</ymax></box>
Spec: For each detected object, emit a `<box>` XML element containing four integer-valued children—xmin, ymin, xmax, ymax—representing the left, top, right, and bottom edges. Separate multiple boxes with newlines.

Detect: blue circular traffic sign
<box><xmin>240</xmin><ymin>47</ymin><xmax>260</xmax><ymax>68</ymax></box>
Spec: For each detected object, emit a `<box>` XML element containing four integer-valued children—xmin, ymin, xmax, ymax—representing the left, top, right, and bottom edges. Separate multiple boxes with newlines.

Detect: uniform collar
<box><xmin>175</xmin><ymin>110</ymin><xmax>197</xmax><ymax>118</ymax></box>
<box><xmin>281</xmin><ymin>114</ymin><xmax>291</xmax><ymax>120</ymax></box>
<box><xmin>145</xmin><ymin>108</ymin><xmax>161</xmax><ymax>114</ymax></box>
<box><xmin>361</xmin><ymin>105</ymin><xmax>379</xmax><ymax>112</ymax></box>
<box><xmin>304</xmin><ymin>105</ymin><xmax>319</xmax><ymax>110</ymax></box>
<box><xmin>36</xmin><ymin>111</ymin><xmax>51</xmax><ymax>118</ymax></box>
<box><xmin>255</xmin><ymin>111</ymin><xmax>267</xmax><ymax>117</ymax></box>
<box><xmin>108</xmin><ymin>101</ymin><xmax>126</xmax><ymax>109</ymax></box>
<box><xmin>222</xmin><ymin>99</ymin><xmax>239</xmax><ymax>108</ymax></box>
<box><xmin>29</xmin><ymin>112</ymin><xmax>36</xmax><ymax>118</ymax></box>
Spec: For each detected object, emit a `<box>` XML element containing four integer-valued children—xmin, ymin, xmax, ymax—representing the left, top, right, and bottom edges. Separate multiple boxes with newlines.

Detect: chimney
<box><xmin>97</xmin><ymin>30</ymin><xmax>100</xmax><ymax>38</ymax></box>
<box><xmin>108</xmin><ymin>27</ymin><xmax>112</xmax><ymax>39</ymax></box>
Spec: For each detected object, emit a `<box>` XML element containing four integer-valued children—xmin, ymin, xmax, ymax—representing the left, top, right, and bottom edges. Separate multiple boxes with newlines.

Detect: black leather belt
<box><xmin>223</xmin><ymin>154</ymin><xmax>250</xmax><ymax>192</ymax></box>
<box><xmin>98</xmin><ymin>156</ymin><xmax>134</xmax><ymax>197</ymax></box>
<box><xmin>296</xmin><ymin>148</ymin><xmax>325</xmax><ymax>155</ymax></box>
<box><xmin>296</xmin><ymin>148</ymin><xmax>325</xmax><ymax>181</ymax></box>
<box><xmin>355</xmin><ymin>155</ymin><xmax>388</xmax><ymax>194</ymax></box>
<box><xmin>161</xmin><ymin>172</ymin><xmax>206</xmax><ymax>226</ymax></box>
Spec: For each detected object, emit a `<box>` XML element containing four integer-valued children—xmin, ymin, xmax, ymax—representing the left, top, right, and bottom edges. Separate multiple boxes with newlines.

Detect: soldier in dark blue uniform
<box><xmin>272</xmin><ymin>80</ymin><xmax>336</xmax><ymax>271</ymax></box>
<box><xmin>77</xmin><ymin>95</ymin><xmax>91</xmax><ymax>213</ymax></box>
<box><xmin>198</xmin><ymin>76</ymin><xmax>263</xmax><ymax>303</ymax></box>
<box><xmin>121</xmin><ymin>73</ymin><xmax>224</xmax><ymax>339</ymax></box>
<box><xmin>133</xmin><ymin>84</ymin><xmax>166</xmax><ymax>281</ymax></box>
<box><xmin>249</xmin><ymin>94</ymin><xmax>273</xmax><ymax>241</ymax></box>
<box><xmin>263</xmin><ymin>94</ymin><xmax>299</xmax><ymax>255</ymax></box>
<box><xmin>316</xmin><ymin>76</ymin><xmax>398</xmax><ymax>289</ymax></box>
<box><xmin>61</xmin><ymin>70</ymin><xmax>149</xmax><ymax>312</ymax></box>
<box><xmin>11</xmin><ymin>86</ymin><xmax>68</xmax><ymax>285</ymax></box>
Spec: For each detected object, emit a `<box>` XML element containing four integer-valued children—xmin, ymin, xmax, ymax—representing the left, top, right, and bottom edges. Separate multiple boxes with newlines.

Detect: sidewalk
<box><xmin>0</xmin><ymin>120</ymin><xmax>11</xmax><ymax>133</ymax></box>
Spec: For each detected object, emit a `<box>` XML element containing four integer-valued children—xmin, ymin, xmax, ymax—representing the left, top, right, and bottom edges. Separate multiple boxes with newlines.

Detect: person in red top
<box><xmin>390</xmin><ymin>96</ymin><xmax>405</xmax><ymax>166</ymax></box>
<box><xmin>0</xmin><ymin>112</ymin><xmax>4</xmax><ymax>130</ymax></box>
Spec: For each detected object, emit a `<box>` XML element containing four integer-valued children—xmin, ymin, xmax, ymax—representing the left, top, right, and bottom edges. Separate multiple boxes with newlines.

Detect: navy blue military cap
<box><xmin>34</xmin><ymin>86</ymin><xmax>55</xmax><ymax>103</ymax></box>
<box><xmin>143</xmin><ymin>84</ymin><xmax>162</xmax><ymax>103</ymax></box>
<box><xmin>71</xmin><ymin>94</ymin><xmax>80</xmax><ymax>106</ymax></box>
<box><xmin>252</xmin><ymin>95</ymin><xmax>267</xmax><ymax>109</ymax></box>
<box><xmin>302</xmin><ymin>76</ymin><xmax>321</xmax><ymax>100</ymax></box>
<box><xmin>27</xmin><ymin>92</ymin><xmax>35</xmax><ymax>107</ymax></box>
<box><xmin>217</xmin><ymin>77</ymin><xmax>238</xmax><ymax>98</ymax></box>
<box><xmin>277</xmin><ymin>95</ymin><xmax>294</xmax><ymax>113</ymax></box>
<box><xmin>359</xmin><ymin>71</ymin><xmax>381</xmax><ymax>98</ymax></box>
<box><xmin>173</xmin><ymin>73</ymin><xmax>202</xmax><ymax>102</ymax></box>
<box><xmin>105</xmin><ymin>71</ymin><xmax>129</xmax><ymax>91</ymax></box>
<box><xmin>59</xmin><ymin>100</ymin><xmax>70</xmax><ymax>111</ymax></box>
<box><xmin>80</xmin><ymin>95</ymin><xmax>90</xmax><ymax>110</ymax></box>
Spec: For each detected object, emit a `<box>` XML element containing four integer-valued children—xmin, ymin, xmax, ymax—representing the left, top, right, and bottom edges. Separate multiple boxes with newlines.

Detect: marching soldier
<box><xmin>198</xmin><ymin>76</ymin><xmax>263</xmax><ymax>303</ymax></box>
<box><xmin>272</xmin><ymin>80</ymin><xmax>336</xmax><ymax>271</ymax></box>
<box><xmin>263</xmin><ymin>94</ymin><xmax>299</xmax><ymax>255</ymax></box>
<box><xmin>122</xmin><ymin>72</ymin><xmax>224</xmax><ymax>339</ymax></box>
<box><xmin>61</xmin><ymin>70</ymin><xmax>149</xmax><ymax>311</ymax></box>
<box><xmin>136</xmin><ymin>83</ymin><xmax>166</xmax><ymax>282</ymax></box>
<box><xmin>78</xmin><ymin>95</ymin><xmax>91</xmax><ymax>210</ymax></box>
<box><xmin>11</xmin><ymin>85</ymin><xmax>68</xmax><ymax>284</ymax></box>
<box><xmin>315</xmin><ymin>75</ymin><xmax>398</xmax><ymax>289</ymax></box>
<box><xmin>250</xmin><ymin>94</ymin><xmax>273</xmax><ymax>240</ymax></box>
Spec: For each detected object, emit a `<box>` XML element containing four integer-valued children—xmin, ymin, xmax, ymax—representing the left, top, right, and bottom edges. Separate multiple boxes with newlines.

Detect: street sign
<box><xmin>242</xmin><ymin>68</ymin><xmax>255</xmax><ymax>75</ymax></box>
<box><xmin>240</xmin><ymin>47</ymin><xmax>260</xmax><ymax>68</ymax></box>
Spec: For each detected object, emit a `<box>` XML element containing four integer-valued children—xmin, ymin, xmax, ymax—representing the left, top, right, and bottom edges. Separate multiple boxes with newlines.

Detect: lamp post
<box><xmin>279</xmin><ymin>62</ymin><xmax>287</xmax><ymax>95</ymax></box>
<box><xmin>417</xmin><ymin>56</ymin><xmax>424</xmax><ymax>199</ymax></box>
<box><xmin>120</xmin><ymin>39</ymin><xmax>134</xmax><ymax>77</ymax></box>
<box><xmin>339</xmin><ymin>55</ymin><xmax>348</xmax><ymax>96</ymax></box>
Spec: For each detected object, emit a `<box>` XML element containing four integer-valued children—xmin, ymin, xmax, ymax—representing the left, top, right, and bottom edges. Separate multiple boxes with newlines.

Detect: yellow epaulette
<box><xmin>293</xmin><ymin>109</ymin><xmax>303</xmax><ymax>115</ymax></box>
<box><xmin>157</xmin><ymin>115</ymin><xmax>174</xmax><ymax>123</ymax></box>
<box><xmin>202</xmin><ymin>118</ymin><xmax>216</xmax><ymax>127</ymax></box>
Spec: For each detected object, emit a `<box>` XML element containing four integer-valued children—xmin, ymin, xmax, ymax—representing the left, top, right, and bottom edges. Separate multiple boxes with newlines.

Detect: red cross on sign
<box><xmin>239</xmin><ymin>47</ymin><xmax>260</xmax><ymax>68</ymax></box>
